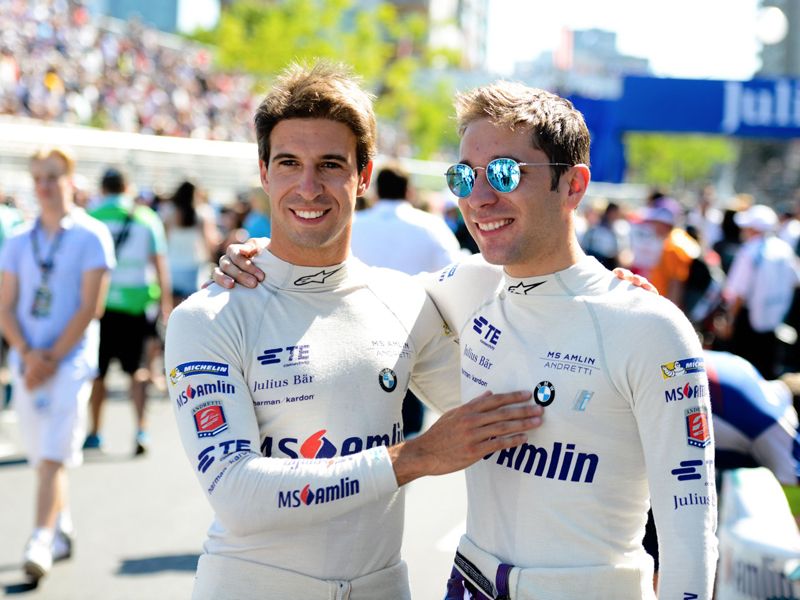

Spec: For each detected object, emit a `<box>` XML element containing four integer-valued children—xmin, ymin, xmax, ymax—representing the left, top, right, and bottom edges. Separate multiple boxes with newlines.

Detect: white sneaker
<box><xmin>52</xmin><ymin>529</ymin><xmax>73</xmax><ymax>561</ymax></box>
<box><xmin>23</xmin><ymin>536</ymin><xmax>53</xmax><ymax>581</ymax></box>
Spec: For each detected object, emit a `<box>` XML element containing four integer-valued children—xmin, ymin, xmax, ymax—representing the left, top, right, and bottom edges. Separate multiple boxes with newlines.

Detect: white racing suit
<box><xmin>426</xmin><ymin>254</ymin><xmax>718</xmax><ymax>600</ymax></box>
<box><xmin>165</xmin><ymin>250</ymin><xmax>459</xmax><ymax>599</ymax></box>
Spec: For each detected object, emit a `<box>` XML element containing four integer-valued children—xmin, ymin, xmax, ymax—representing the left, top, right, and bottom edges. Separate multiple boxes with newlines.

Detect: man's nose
<box><xmin>464</xmin><ymin>171</ymin><xmax>499</xmax><ymax>208</ymax></box>
<box><xmin>296</xmin><ymin>167</ymin><xmax>323</xmax><ymax>200</ymax></box>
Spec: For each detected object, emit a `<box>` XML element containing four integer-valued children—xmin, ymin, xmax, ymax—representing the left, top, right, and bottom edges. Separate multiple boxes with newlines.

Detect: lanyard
<box><xmin>31</xmin><ymin>220</ymin><xmax>65</xmax><ymax>285</ymax></box>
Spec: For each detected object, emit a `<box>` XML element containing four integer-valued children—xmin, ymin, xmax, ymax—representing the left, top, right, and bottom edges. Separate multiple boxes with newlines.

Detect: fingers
<box><xmin>474</xmin><ymin>432</ymin><xmax>530</xmax><ymax>456</ymax></box>
<box><xmin>465</xmin><ymin>390</ymin><xmax>532</xmax><ymax>412</ymax></box>
<box><xmin>217</xmin><ymin>255</ymin><xmax>261</xmax><ymax>288</ymax></box>
<box><xmin>612</xmin><ymin>268</ymin><xmax>659</xmax><ymax>294</ymax></box>
<box><xmin>220</xmin><ymin>249</ymin><xmax>264</xmax><ymax>287</ymax></box>
<box><xmin>631</xmin><ymin>275</ymin><xmax>658</xmax><ymax>293</ymax></box>
<box><xmin>211</xmin><ymin>266</ymin><xmax>234</xmax><ymax>289</ymax></box>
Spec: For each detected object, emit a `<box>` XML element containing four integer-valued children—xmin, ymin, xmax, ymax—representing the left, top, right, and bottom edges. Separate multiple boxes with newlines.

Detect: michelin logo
<box><xmin>660</xmin><ymin>357</ymin><xmax>705</xmax><ymax>380</ymax></box>
<box><xmin>170</xmin><ymin>361</ymin><xmax>229</xmax><ymax>385</ymax></box>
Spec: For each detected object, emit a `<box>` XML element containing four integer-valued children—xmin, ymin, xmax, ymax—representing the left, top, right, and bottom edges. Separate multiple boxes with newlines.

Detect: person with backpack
<box><xmin>83</xmin><ymin>168</ymin><xmax>171</xmax><ymax>456</ymax></box>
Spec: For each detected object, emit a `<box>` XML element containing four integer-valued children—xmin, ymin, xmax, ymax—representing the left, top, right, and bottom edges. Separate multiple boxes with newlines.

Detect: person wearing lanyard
<box><xmin>0</xmin><ymin>147</ymin><xmax>115</xmax><ymax>583</ymax></box>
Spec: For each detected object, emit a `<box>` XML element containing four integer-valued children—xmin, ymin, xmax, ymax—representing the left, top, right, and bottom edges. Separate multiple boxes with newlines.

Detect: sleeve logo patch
<box><xmin>193</xmin><ymin>401</ymin><xmax>229</xmax><ymax>438</ymax></box>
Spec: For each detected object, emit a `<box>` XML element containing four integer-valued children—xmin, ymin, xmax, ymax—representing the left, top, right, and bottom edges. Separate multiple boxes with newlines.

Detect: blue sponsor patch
<box><xmin>170</xmin><ymin>361</ymin><xmax>229</xmax><ymax>385</ymax></box>
<box><xmin>660</xmin><ymin>357</ymin><xmax>705</xmax><ymax>380</ymax></box>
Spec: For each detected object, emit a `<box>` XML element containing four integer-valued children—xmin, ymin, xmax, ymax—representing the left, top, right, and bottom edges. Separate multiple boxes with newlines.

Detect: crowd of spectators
<box><xmin>0</xmin><ymin>0</ymin><xmax>257</xmax><ymax>142</ymax></box>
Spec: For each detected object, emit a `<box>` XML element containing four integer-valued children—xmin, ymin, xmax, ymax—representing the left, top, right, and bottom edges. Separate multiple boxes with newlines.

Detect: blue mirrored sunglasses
<box><xmin>445</xmin><ymin>157</ymin><xmax>572</xmax><ymax>198</ymax></box>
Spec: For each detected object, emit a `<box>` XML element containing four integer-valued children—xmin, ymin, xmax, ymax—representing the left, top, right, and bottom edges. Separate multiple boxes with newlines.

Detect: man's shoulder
<box><xmin>600</xmin><ymin>281</ymin><xmax>695</xmax><ymax>331</ymax></box>
<box><xmin>361</xmin><ymin>262</ymin><xmax>424</xmax><ymax>292</ymax></box>
<box><xmin>431</xmin><ymin>253</ymin><xmax>501</xmax><ymax>284</ymax></box>
<box><xmin>171</xmin><ymin>284</ymin><xmax>260</xmax><ymax>329</ymax></box>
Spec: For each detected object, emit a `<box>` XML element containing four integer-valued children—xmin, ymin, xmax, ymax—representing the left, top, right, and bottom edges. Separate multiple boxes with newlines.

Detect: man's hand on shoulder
<box><xmin>389</xmin><ymin>390</ymin><xmax>543</xmax><ymax>486</ymax></box>
<box><xmin>211</xmin><ymin>237</ymin><xmax>269</xmax><ymax>289</ymax></box>
<box><xmin>612</xmin><ymin>267</ymin><xmax>658</xmax><ymax>294</ymax></box>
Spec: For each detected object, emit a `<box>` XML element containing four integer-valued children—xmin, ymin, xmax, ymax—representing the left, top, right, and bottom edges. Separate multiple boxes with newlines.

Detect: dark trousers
<box><xmin>731</xmin><ymin>307</ymin><xmax>779</xmax><ymax>379</ymax></box>
<box><xmin>401</xmin><ymin>389</ymin><xmax>425</xmax><ymax>437</ymax></box>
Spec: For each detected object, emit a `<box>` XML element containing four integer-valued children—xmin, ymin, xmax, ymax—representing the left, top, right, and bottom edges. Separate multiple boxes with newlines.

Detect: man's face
<box><xmin>30</xmin><ymin>155</ymin><xmax>72</xmax><ymax>209</ymax></box>
<box><xmin>457</xmin><ymin>118</ymin><xmax>573</xmax><ymax>277</ymax></box>
<box><xmin>260</xmin><ymin>118</ymin><xmax>372</xmax><ymax>266</ymax></box>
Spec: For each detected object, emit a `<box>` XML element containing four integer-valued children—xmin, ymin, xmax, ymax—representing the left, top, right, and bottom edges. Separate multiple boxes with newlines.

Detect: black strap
<box><xmin>455</xmin><ymin>550</ymin><xmax>495</xmax><ymax>598</ymax></box>
<box><xmin>30</xmin><ymin>221</ymin><xmax>65</xmax><ymax>284</ymax></box>
<box><xmin>113</xmin><ymin>210</ymin><xmax>134</xmax><ymax>253</ymax></box>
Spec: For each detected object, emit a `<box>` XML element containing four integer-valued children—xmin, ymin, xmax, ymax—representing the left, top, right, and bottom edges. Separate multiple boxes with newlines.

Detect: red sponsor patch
<box><xmin>685</xmin><ymin>407</ymin><xmax>710</xmax><ymax>448</ymax></box>
<box><xmin>193</xmin><ymin>401</ymin><xmax>228</xmax><ymax>438</ymax></box>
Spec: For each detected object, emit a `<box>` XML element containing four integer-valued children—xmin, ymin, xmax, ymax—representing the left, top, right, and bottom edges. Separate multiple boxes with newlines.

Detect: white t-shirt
<box><xmin>724</xmin><ymin>235</ymin><xmax>800</xmax><ymax>331</ymax></box>
<box><xmin>351</xmin><ymin>200</ymin><xmax>462</xmax><ymax>275</ymax></box>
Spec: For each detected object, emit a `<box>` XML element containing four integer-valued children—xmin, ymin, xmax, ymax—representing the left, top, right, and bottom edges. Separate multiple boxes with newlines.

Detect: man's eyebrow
<box><xmin>271</xmin><ymin>153</ymin><xmax>350</xmax><ymax>163</ymax></box>
<box><xmin>320</xmin><ymin>154</ymin><xmax>349</xmax><ymax>163</ymax></box>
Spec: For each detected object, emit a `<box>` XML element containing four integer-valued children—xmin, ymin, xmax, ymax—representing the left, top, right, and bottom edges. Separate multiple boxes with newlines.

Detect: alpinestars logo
<box><xmin>294</xmin><ymin>268</ymin><xmax>342</xmax><ymax>286</ymax></box>
<box><xmin>507</xmin><ymin>281</ymin><xmax>545</xmax><ymax>295</ymax></box>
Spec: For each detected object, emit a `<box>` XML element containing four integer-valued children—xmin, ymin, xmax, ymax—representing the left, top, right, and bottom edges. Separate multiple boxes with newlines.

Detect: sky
<box><xmin>178</xmin><ymin>0</ymin><xmax>774</xmax><ymax>82</ymax></box>
<box><xmin>486</xmin><ymin>0</ymin><xmax>766</xmax><ymax>80</ymax></box>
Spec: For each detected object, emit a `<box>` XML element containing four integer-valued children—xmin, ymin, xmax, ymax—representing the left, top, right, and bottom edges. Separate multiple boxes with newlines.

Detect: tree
<box><xmin>189</xmin><ymin>0</ymin><xmax>461</xmax><ymax>159</ymax></box>
<box><xmin>624</xmin><ymin>133</ymin><xmax>736</xmax><ymax>189</ymax></box>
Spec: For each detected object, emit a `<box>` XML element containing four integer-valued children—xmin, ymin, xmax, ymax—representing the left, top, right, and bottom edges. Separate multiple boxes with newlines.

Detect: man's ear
<box><xmin>565</xmin><ymin>164</ymin><xmax>591</xmax><ymax>210</ymax></box>
<box><xmin>357</xmin><ymin>160</ymin><xmax>374</xmax><ymax>196</ymax></box>
<box><xmin>259</xmin><ymin>159</ymin><xmax>269</xmax><ymax>192</ymax></box>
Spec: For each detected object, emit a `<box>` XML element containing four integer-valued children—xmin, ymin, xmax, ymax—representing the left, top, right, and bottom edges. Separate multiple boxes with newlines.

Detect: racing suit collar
<box><xmin>254</xmin><ymin>249</ymin><xmax>352</xmax><ymax>291</ymax></box>
<box><xmin>502</xmin><ymin>255</ymin><xmax>607</xmax><ymax>298</ymax></box>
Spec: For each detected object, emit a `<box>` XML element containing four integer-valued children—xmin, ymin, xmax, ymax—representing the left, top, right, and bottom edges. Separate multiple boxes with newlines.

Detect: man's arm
<box><xmin>48</xmin><ymin>268</ymin><xmax>110</xmax><ymax>362</ymax></box>
<box><xmin>166</xmin><ymin>288</ymin><xmax>541</xmax><ymax>536</ymax></box>
<box><xmin>627</xmin><ymin>304</ymin><xmax>717</xmax><ymax>598</ymax></box>
<box><xmin>151</xmin><ymin>253</ymin><xmax>172</xmax><ymax>322</ymax></box>
<box><xmin>211</xmin><ymin>239</ymin><xmax>658</xmax><ymax>293</ymax></box>
<box><xmin>390</xmin><ymin>390</ymin><xmax>538</xmax><ymax>485</ymax></box>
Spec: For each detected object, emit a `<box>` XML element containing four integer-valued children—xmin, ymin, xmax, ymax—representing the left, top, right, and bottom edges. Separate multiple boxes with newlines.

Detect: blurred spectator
<box><xmin>215</xmin><ymin>203</ymin><xmax>248</xmax><ymax>261</ymax></box>
<box><xmin>84</xmin><ymin>167</ymin><xmax>171</xmax><ymax>456</ymax></box>
<box><xmin>712</xmin><ymin>208</ymin><xmax>743</xmax><ymax>274</ymax></box>
<box><xmin>0</xmin><ymin>146</ymin><xmax>114</xmax><ymax>582</ymax></box>
<box><xmin>352</xmin><ymin>163</ymin><xmax>462</xmax><ymax>274</ymax></box>
<box><xmin>0</xmin><ymin>189</ymin><xmax>23</xmax><ymax>409</ymax></box>
<box><xmin>162</xmin><ymin>180</ymin><xmax>219</xmax><ymax>306</ymax></box>
<box><xmin>686</xmin><ymin>185</ymin><xmax>722</xmax><ymax>250</ymax></box>
<box><xmin>351</xmin><ymin>163</ymin><xmax>462</xmax><ymax>436</ymax></box>
<box><xmin>580</xmin><ymin>200</ymin><xmax>627</xmax><ymax>270</ymax></box>
<box><xmin>640</xmin><ymin>203</ymin><xmax>701</xmax><ymax>310</ymax></box>
<box><xmin>0</xmin><ymin>0</ymin><xmax>257</xmax><ymax>142</ymax></box>
<box><xmin>777</xmin><ymin>199</ymin><xmax>800</xmax><ymax>253</ymax></box>
<box><xmin>70</xmin><ymin>173</ymin><xmax>91</xmax><ymax>210</ymax></box>
<box><xmin>238</xmin><ymin>188</ymin><xmax>271</xmax><ymax>239</ymax></box>
<box><xmin>720</xmin><ymin>204</ymin><xmax>800</xmax><ymax>379</ymax></box>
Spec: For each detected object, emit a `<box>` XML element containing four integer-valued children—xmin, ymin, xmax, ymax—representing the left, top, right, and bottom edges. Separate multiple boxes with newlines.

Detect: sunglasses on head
<box><xmin>444</xmin><ymin>157</ymin><xmax>572</xmax><ymax>198</ymax></box>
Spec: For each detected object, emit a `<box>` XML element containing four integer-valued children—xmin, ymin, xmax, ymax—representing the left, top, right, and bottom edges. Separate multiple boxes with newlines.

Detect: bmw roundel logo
<box><xmin>379</xmin><ymin>368</ymin><xmax>397</xmax><ymax>393</ymax></box>
<box><xmin>533</xmin><ymin>381</ymin><xmax>555</xmax><ymax>406</ymax></box>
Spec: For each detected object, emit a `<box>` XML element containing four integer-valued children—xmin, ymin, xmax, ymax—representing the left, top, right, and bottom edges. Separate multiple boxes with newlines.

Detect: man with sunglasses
<box><xmin>216</xmin><ymin>81</ymin><xmax>716</xmax><ymax>598</ymax></box>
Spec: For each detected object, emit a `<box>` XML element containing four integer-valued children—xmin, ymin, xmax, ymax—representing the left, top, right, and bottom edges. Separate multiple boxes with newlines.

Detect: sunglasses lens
<box><xmin>486</xmin><ymin>159</ymin><xmax>521</xmax><ymax>193</ymax></box>
<box><xmin>446</xmin><ymin>164</ymin><xmax>474</xmax><ymax>198</ymax></box>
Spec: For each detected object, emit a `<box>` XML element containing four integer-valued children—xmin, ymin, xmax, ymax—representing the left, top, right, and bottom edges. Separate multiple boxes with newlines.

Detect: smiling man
<box><xmin>164</xmin><ymin>63</ymin><xmax>541</xmax><ymax>600</ymax></box>
<box><xmin>218</xmin><ymin>81</ymin><xmax>718</xmax><ymax>599</ymax></box>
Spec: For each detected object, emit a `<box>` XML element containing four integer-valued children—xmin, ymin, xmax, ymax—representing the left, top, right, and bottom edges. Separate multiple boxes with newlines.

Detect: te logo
<box><xmin>257</xmin><ymin>345</ymin><xmax>310</xmax><ymax>365</ymax></box>
<box><xmin>197</xmin><ymin>439</ymin><xmax>251</xmax><ymax>473</ymax></box>
<box><xmin>472</xmin><ymin>316</ymin><xmax>501</xmax><ymax>346</ymax></box>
